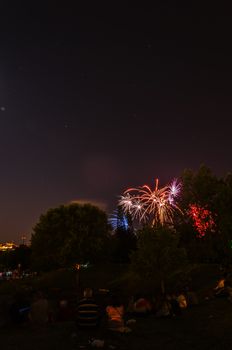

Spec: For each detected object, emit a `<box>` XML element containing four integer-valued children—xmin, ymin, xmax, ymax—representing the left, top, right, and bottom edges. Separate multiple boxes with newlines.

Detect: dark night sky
<box><xmin>0</xmin><ymin>3</ymin><xmax>232</xmax><ymax>242</ymax></box>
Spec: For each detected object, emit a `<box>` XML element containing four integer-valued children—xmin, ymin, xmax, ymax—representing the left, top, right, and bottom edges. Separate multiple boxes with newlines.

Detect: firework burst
<box><xmin>188</xmin><ymin>204</ymin><xmax>215</xmax><ymax>238</ymax></box>
<box><xmin>118</xmin><ymin>178</ymin><xmax>182</xmax><ymax>226</ymax></box>
<box><xmin>108</xmin><ymin>209</ymin><xmax>129</xmax><ymax>231</ymax></box>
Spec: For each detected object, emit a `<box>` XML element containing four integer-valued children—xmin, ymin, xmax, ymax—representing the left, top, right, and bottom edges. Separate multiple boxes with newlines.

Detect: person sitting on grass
<box><xmin>167</xmin><ymin>294</ymin><xmax>182</xmax><ymax>316</ymax></box>
<box><xmin>155</xmin><ymin>295</ymin><xmax>172</xmax><ymax>318</ymax></box>
<box><xmin>127</xmin><ymin>294</ymin><xmax>152</xmax><ymax>317</ymax></box>
<box><xmin>225</xmin><ymin>280</ymin><xmax>232</xmax><ymax>302</ymax></box>
<box><xmin>106</xmin><ymin>295</ymin><xmax>131</xmax><ymax>333</ymax></box>
<box><xmin>76</xmin><ymin>288</ymin><xmax>100</xmax><ymax>329</ymax></box>
<box><xmin>214</xmin><ymin>274</ymin><xmax>228</xmax><ymax>297</ymax></box>
<box><xmin>29</xmin><ymin>291</ymin><xmax>49</xmax><ymax>325</ymax></box>
<box><xmin>185</xmin><ymin>286</ymin><xmax>199</xmax><ymax>306</ymax></box>
<box><xmin>57</xmin><ymin>298</ymin><xmax>71</xmax><ymax>322</ymax></box>
<box><xmin>177</xmin><ymin>291</ymin><xmax>188</xmax><ymax>309</ymax></box>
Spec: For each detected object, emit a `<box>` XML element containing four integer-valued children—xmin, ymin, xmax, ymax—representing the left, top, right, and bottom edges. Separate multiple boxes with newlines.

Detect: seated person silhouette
<box><xmin>76</xmin><ymin>288</ymin><xmax>100</xmax><ymax>329</ymax></box>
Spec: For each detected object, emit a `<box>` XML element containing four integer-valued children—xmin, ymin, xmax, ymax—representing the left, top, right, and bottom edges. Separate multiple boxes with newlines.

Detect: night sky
<box><xmin>0</xmin><ymin>3</ymin><xmax>232</xmax><ymax>243</ymax></box>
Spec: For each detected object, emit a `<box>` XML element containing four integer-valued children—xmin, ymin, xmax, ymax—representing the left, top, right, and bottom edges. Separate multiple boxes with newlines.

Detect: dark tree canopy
<box><xmin>110</xmin><ymin>227</ymin><xmax>137</xmax><ymax>263</ymax></box>
<box><xmin>130</xmin><ymin>226</ymin><xmax>187</xmax><ymax>292</ymax></box>
<box><xmin>109</xmin><ymin>207</ymin><xmax>137</xmax><ymax>263</ymax></box>
<box><xmin>31</xmin><ymin>203</ymin><xmax>110</xmax><ymax>270</ymax></box>
<box><xmin>180</xmin><ymin>165</ymin><xmax>220</xmax><ymax>209</ymax></box>
<box><xmin>178</xmin><ymin>165</ymin><xmax>232</xmax><ymax>263</ymax></box>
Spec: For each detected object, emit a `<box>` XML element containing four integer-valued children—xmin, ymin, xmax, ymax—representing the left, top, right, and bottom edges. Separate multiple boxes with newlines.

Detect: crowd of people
<box><xmin>1</xmin><ymin>271</ymin><xmax>232</xmax><ymax>336</ymax></box>
<box><xmin>0</xmin><ymin>285</ymin><xmax>196</xmax><ymax>331</ymax></box>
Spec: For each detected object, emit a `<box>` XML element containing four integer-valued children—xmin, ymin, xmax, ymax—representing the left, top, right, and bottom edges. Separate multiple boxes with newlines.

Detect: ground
<box><xmin>0</xmin><ymin>263</ymin><xmax>231</xmax><ymax>349</ymax></box>
<box><xmin>1</xmin><ymin>297</ymin><xmax>232</xmax><ymax>350</ymax></box>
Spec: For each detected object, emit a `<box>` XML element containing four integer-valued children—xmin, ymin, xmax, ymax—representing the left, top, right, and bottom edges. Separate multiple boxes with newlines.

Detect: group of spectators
<box><xmin>14</xmin><ymin>273</ymin><xmax>230</xmax><ymax>332</ymax></box>
<box><xmin>0</xmin><ymin>286</ymin><xmax>198</xmax><ymax>332</ymax></box>
<box><xmin>1</xmin><ymin>267</ymin><xmax>232</xmax><ymax>338</ymax></box>
<box><xmin>75</xmin><ymin>286</ymin><xmax>199</xmax><ymax>333</ymax></box>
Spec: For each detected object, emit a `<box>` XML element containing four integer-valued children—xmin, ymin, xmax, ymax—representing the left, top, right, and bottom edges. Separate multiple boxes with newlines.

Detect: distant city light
<box><xmin>0</xmin><ymin>242</ymin><xmax>18</xmax><ymax>251</ymax></box>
